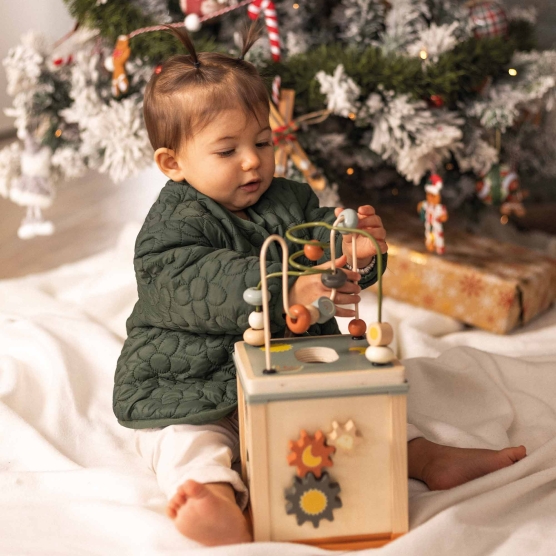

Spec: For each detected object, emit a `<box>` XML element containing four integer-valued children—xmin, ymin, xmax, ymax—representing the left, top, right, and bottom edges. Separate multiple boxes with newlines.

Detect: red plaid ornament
<box><xmin>468</xmin><ymin>1</ymin><xmax>508</xmax><ymax>39</ymax></box>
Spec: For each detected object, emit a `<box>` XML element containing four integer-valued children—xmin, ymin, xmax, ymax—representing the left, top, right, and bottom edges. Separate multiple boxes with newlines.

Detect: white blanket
<box><xmin>1</xmin><ymin>224</ymin><xmax>556</xmax><ymax>555</ymax></box>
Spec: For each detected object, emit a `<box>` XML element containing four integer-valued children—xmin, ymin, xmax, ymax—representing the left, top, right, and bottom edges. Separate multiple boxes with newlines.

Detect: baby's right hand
<box><xmin>288</xmin><ymin>255</ymin><xmax>361</xmax><ymax>318</ymax></box>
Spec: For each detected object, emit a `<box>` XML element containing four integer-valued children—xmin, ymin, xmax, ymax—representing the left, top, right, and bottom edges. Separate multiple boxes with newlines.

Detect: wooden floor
<box><xmin>0</xmin><ymin>136</ymin><xmax>165</xmax><ymax>279</ymax></box>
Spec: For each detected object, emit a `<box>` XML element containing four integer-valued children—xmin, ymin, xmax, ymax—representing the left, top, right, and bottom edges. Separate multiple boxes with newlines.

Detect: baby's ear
<box><xmin>154</xmin><ymin>148</ymin><xmax>186</xmax><ymax>181</ymax></box>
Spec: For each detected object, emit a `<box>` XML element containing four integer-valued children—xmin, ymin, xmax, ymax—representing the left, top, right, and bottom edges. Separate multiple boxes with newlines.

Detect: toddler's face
<box><xmin>175</xmin><ymin>106</ymin><xmax>275</xmax><ymax>214</ymax></box>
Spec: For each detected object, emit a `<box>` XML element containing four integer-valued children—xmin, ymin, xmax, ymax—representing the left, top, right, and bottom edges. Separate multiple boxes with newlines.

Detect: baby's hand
<box><xmin>288</xmin><ymin>255</ymin><xmax>361</xmax><ymax>318</ymax></box>
<box><xmin>335</xmin><ymin>205</ymin><xmax>388</xmax><ymax>265</ymax></box>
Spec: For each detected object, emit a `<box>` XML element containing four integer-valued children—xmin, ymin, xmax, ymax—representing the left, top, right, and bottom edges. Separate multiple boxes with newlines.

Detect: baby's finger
<box><xmin>334</xmin><ymin>292</ymin><xmax>361</xmax><ymax>306</ymax></box>
<box><xmin>334</xmin><ymin>307</ymin><xmax>356</xmax><ymax>318</ymax></box>
<box><xmin>357</xmin><ymin>215</ymin><xmax>383</xmax><ymax>229</ymax></box>
<box><xmin>357</xmin><ymin>205</ymin><xmax>376</xmax><ymax>216</ymax></box>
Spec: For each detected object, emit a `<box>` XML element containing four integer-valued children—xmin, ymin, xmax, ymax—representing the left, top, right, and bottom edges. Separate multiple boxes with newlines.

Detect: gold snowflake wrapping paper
<box><xmin>371</xmin><ymin>225</ymin><xmax>556</xmax><ymax>334</ymax></box>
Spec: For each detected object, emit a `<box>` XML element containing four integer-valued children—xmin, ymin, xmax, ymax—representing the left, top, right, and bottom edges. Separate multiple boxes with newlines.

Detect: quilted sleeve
<box><xmin>132</xmin><ymin>215</ymin><xmax>288</xmax><ymax>336</ymax></box>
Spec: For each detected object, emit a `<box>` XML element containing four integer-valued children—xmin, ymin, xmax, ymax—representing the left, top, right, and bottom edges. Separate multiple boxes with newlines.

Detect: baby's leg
<box><xmin>408</xmin><ymin>437</ymin><xmax>526</xmax><ymax>490</ymax></box>
<box><xmin>134</xmin><ymin>413</ymin><xmax>251</xmax><ymax>546</ymax></box>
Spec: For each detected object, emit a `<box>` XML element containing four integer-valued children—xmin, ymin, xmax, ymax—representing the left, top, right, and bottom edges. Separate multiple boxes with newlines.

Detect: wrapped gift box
<box><xmin>372</xmin><ymin>220</ymin><xmax>556</xmax><ymax>334</ymax></box>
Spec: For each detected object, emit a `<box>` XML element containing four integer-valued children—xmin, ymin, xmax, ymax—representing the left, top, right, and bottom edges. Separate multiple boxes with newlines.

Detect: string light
<box><xmin>419</xmin><ymin>50</ymin><xmax>428</xmax><ymax>60</ymax></box>
<box><xmin>392</xmin><ymin>188</ymin><xmax>399</xmax><ymax>196</ymax></box>
<box><xmin>348</xmin><ymin>112</ymin><xmax>356</xmax><ymax>120</ymax></box>
<box><xmin>55</xmin><ymin>129</ymin><xmax>62</xmax><ymax>138</ymax></box>
<box><xmin>445</xmin><ymin>162</ymin><xmax>454</xmax><ymax>171</ymax></box>
<box><xmin>508</xmin><ymin>68</ymin><xmax>518</xmax><ymax>76</ymax></box>
<box><xmin>500</xmin><ymin>215</ymin><xmax>509</xmax><ymax>225</ymax></box>
<box><xmin>292</xmin><ymin>3</ymin><xmax>299</xmax><ymax>8</ymax></box>
<box><xmin>346</xmin><ymin>167</ymin><xmax>354</xmax><ymax>175</ymax></box>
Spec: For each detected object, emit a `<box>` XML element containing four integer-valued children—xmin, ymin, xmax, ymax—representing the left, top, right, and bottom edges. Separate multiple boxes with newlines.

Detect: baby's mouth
<box><xmin>240</xmin><ymin>179</ymin><xmax>261</xmax><ymax>191</ymax></box>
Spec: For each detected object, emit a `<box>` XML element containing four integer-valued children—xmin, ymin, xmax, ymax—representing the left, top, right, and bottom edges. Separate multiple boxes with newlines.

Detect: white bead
<box><xmin>366</xmin><ymin>322</ymin><xmax>394</xmax><ymax>347</ymax></box>
<box><xmin>243</xmin><ymin>327</ymin><xmax>265</xmax><ymax>346</ymax></box>
<box><xmin>184</xmin><ymin>13</ymin><xmax>202</xmax><ymax>32</ymax></box>
<box><xmin>365</xmin><ymin>346</ymin><xmax>395</xmax><ymax>364</ymax></box>
<box><xmin>248</xmin><ymin>311</ymin><xmax>265</xmax><ymax>330</ymax></box>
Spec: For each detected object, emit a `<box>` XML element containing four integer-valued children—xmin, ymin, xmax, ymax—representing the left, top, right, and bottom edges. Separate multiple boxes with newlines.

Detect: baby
<box><xmin>113</xmin><ymin>24</ymin><xmax>526</xmax><ymax>547</ymax></box>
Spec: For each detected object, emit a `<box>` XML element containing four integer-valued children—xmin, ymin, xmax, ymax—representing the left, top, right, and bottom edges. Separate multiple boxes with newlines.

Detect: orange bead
<box><xmin>304</xmin><ymin>241</ymin><xmax>324</xmax><ymax>261</ymax></box>
<box><xmin>286</xmin><ymin>304</ymin><xmax>311</xmax><ymax>334</ymax></box>
<box><xmin>348</xmin><ymin>319</ymin><xmax>367</xmax><ymax>338</ymax></box>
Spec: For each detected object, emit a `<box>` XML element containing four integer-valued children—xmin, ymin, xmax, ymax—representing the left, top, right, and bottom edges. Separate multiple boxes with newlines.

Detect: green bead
<box><xmin>337</xmin><ymin>208</ymin><xmax>358</xmax><ymax>233</ymax></box>
<box><xmin>243</xmin><ymin>288</ymin><xmax>270</xmax><ymax>306</ymax></box>
<box><xmin>321</xmin><ymin>269</ymin><xmax>348</xmax><ymax>289</ymax></box>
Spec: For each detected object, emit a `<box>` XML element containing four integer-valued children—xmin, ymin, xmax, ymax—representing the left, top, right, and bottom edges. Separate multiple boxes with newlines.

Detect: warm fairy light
<box><xmin>419</xmin><ymin>50</ymin><xmax>428</xmax><ymax>60</ymax></box>
<box><xmin>348</xmin><ymin>112</ymin><xmax>356</xmax><ymax>120</ymax></box>
<box><xmin>346</xmin><ymin>167</ymin><xmax>354</xmax><ymax>175</ymax></box>
<box><xmin>500</xmin><ymin>215</ymin><xmax>509</xmax><ymax>225</ymax></box>
<box><xmin>55</xmin><ymin>129</ymin><xmax>62</xmax><ymax>137</ymax></box>
<box><xmin>292</xmin><ymin>3</ymin><xmax>299</xmax><ymax>8</ymax></box>
<box><xmin>509</xmin><ymin>68</ymin><xmax>518</xmax><ymax>76</ymax></box>
<box><xmin>445</xmin><ymin>163</ymin><xmax>454</xmax><ymax>171</ymax></box>
<box><xmin>392</xmin><ymin>187</ymin><xmax>399</xmax><ymax>196</ymax></box>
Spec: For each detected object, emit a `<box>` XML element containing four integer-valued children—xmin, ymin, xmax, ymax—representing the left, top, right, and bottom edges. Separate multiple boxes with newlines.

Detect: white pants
<box><xmin>135</xmin><ymin>413</ymin><xmax>424</xmax><ymax>511</ymax></box>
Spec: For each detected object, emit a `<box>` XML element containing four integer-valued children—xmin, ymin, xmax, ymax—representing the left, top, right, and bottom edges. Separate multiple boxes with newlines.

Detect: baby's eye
<box><xmin>256</xmin><ymin>141</ymin><xmax>273</xmax><ymax>148</ymax></box>
<box><xmin>217</xmin><ymin>149</ymin><xmax>235</xmax><ymax>157</ymax></box>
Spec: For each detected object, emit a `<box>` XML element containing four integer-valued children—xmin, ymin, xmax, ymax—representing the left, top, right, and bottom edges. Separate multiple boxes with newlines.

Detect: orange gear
<box><xmin>287</xmin><ymin>430</ymin><xmax>335</xmax><ymax>478</ymax></box>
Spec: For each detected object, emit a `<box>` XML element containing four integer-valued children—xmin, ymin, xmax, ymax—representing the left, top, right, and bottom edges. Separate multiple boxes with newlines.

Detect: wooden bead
<box><xmin>321</xmin><ymin>269</ymin><xmax>347</xmax><ymax>289</ymax></box>
<box><xmin>243</xmin><ymin>287</ymin><xmax>270</xmax><ymax>306</ymax></box>
<box><xmin>304</xmin><ymin>241</ymin><xmax>324</xmax><ymax>261</ymax></box>
<box><xmin>365</xmin><ymin>345</ymin><xmax>395</xmax><ymax>364</ymax></box>
<box><xmin>305</xmin><ymin>304</ymin><xmax>320</xmax><ymax>325</ymax></box>
<box><xmin>337</xmin><ymin>208</ymin><xmax>358</xmax><ymax>233</ymax></box>
<box><xmin>248</xmin><ymin>311</ymin><xmax>264</xmax><ymax>330</ymax></box>
<box><xmin>312</xmin><ymin>296</ymin><xmax>336</xmax><ymax>324</ymax></box>
<box><xmin>243</xmin><ymin>327</ymin><xmax>265</xmax><ymax>346</ymax></box>
<box><xmin>366</xmin><ymin>322</ymin><xmax>394</xmax><ymax>347</ymax></box>
<box><xmin>286</xmin><ymin>304</ymin><xmax>311</xmax><ymax>334</ymax></box>
<box><xmin>348</xmin><ymin>319</ymin><xmax>366</xmax><ymax>338</ymax></box>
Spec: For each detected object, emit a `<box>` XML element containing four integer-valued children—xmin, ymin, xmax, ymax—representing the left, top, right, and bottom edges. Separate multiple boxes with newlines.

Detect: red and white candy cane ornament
<box><xmin>248</xmin><ymin>0</ymin><xmax>281</xmax><ymax>62</ymax></box>
<box><xmin>272</xmin><ymin>75</ymin><xmax>281</xmax><ymax>106</ymax></box>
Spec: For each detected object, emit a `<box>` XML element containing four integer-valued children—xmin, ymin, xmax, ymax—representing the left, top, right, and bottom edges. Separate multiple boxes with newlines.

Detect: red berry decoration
<box><xmin>286</xmin><ymin>305</ymin><xmax>311</xmax><ymax>334</ymax></box>
<box><xmin>429</xmin><ymin>95</ymin><xmax>444</xmax><ymax>108</ymax></box>
<box><xmin>348</xmin><ymin>319</ymin><xmax>366</xmax><ymax>338</ymax></box>
<box><xmin>304</xmin><ymin>241</ymin><xmax>324</xmax><ymax>261</ymax></box>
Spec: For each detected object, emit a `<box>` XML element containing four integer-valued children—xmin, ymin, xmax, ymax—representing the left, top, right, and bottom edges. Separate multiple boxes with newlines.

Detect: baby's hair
<box><xmin>143</xmin><ymin>22</ymin><xmax>270</xmax><ymax>154</ymax></box>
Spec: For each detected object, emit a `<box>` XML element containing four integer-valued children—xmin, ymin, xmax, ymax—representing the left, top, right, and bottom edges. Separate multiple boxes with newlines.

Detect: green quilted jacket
<box><xmin>114</xmin><ymin>177</ymin><xmax>386</xmax><ymax>429</ymax></box>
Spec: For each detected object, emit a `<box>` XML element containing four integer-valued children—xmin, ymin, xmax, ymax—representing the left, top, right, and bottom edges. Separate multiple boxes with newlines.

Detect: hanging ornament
<box><xmin>247</xmin><ymin>0</ymin><xmax>281</xmax><ymax>62</ymax></box>
<box><xmin>467</xmin><ymin>1</ymin><xmax>508</xmax><ymax>39</ymax></box>
<box><xmin>104</xmin><ymin>35</ymin><xmax>131</xmax><ymax>98</ymax></box>
<box><xmin>270</xmin><ymin>88</ymin><xmax>329</xmax><ymax>191</ymax></box>
<box><xmin>476</xmin><ymin>164</ymin><xmax>526</xmax><ymax>217</ymax></box>
<box><xmin>417</xmin><ymin>174</ymin><xmax>448</xmax><ymax>255</ymax></box>
<box><xmin>428</xmin><ymin>94</ymin><xmax>445</xmax><ymax>108</ymax></box>
<box><xmin>179</xmin><ymin>0</ymin><xmax>204</xmax><ymax>16</ymax></box>
<box><xmin>10</xmin><ymin>133</ymin><xmax>55</xmax><ymax>240</ymax></box>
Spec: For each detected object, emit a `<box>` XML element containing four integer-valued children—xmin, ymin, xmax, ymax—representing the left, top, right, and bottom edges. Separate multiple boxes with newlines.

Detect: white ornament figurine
<box><xmin>10</xmin><ymin>133</ymin><xmax>55</xmax><ymax>239</ymax></box>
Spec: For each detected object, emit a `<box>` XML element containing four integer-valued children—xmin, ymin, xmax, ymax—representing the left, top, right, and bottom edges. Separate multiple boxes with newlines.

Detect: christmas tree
<box><xmin>2</xmin><ymin>0</ymin><xmax>555</xmax><ymax>237</ymax></box>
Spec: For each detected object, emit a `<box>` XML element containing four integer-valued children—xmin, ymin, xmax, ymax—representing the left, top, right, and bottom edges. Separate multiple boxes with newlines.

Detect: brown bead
<box><xmin>348</xmin><ymin>319</ymin><xmax>367</xmax><ymax>338</ymax></box>
<box><xmin>286</xmin><ymin>304</ymin><xmax>311</xmax><ymax>334</ymax></box>
<box><xmin>304</xmin><ymin>241</ymin><xmax>324</xmax><ymax>261</ymax></box>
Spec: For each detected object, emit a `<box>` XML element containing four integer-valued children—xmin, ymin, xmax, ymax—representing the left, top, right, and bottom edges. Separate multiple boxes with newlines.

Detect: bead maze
<box><xmin>233</xmin><ymin>209</ymin><xmax>408</xmax><ymax>550</ymax></box>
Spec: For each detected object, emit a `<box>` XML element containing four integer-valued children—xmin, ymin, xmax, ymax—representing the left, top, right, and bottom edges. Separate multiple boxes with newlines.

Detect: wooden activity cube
<box><xmin>234</xmin><ymin>334</ymin><xmax>409</xmax><ymax>550</ymax></box>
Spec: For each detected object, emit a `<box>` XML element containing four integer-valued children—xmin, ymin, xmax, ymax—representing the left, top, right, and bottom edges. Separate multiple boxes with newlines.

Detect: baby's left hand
<box><xmin>335</xmin><ymin>205</ymin><xmax>388</xmax><ymax>266</ymax></box>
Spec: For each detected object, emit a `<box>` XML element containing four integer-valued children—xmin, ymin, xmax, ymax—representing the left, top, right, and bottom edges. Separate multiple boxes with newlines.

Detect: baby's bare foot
<box><xmin>408</xmin><ymin>438</ymin><xmax>527</xmax><ymax>491</ymax></box>
<box><xmin>167</xmin><ymin>480</ymin><xmax>252</xmax><ymax>546</ymax></box>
